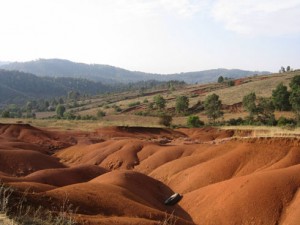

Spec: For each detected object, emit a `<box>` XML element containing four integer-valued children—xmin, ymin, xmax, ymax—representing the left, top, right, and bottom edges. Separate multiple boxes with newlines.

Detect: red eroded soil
<box><xmin>1</xmin><ymin>123</ymin><xmax>300</xmax><ymax>225</ymax></box>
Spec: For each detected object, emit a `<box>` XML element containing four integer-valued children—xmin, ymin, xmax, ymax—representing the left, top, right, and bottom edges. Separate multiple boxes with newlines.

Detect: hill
<box><xmin>0</xmin><ymin>61</ymin><xmax>10</xmax><ymax>66</ymax></box>
<box><xmin>0</xmin><ymin>69</ymin><xmax>111</xmax><ymax>105</ymax></box>
<box><xmin>40</xmin><ymin>71</ymin><xmax>294</xmax><ymax>126</ymax></box>
<box><xmin>1</xmin><ymin>58</ymin><xmax>269</xmax><ymax>84</ymax></box>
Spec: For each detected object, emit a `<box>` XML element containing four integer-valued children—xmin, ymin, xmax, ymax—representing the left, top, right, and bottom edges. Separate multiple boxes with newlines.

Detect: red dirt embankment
<box><xmin>1</xmin><ymin>124</ymin><xmax>300</xmax><ymax>225</ymax></box>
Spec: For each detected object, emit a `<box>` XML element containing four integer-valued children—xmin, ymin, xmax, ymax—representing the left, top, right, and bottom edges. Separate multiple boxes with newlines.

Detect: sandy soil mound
<box><xmin>2</xmin><ymin>124</ymin><xmax>300</xmax><ymax>225</ymax></box>
<box><xmin>55</xmin><ymin>139</ymin><xmax>149</xmax><ymax>169</ymax></box>
<box><xmin>89</xmin><ymin>170</ymin><xmax>188</xmax><ymax>217</ymax></box>
<box><xmin>24</xmin><ymin>165</ymin><xmax>108</xmax><ymax>187</ymax></box>
<box><xmin>0</xmin><ymin>150</ymin><xmax>65</xmax><ymax>176</ymax></box>
<box><xmin>0</xmin><ymin>123</ymin><xmax>75</xmax><ymax>149</ymax></box>
<box><xmin>42</xmin><ymin>173</ymin><xmax>194</xmax><ymax>225</ymax></box>
<box><xmin>95</xmin><ymin>126</ymin><xmax>185</xmax><ymax>139</ymax></box>
<box><xmin>176</xmin><ymin>127</ymin><xmax>234</xmax><ymax>141</ymax></box>
<box><xmin>8</xmin><ymin>182</ymin><xmax>57</xmax><ymax>193</ymax></box>
<box><xmin>180</xmin><ymin>165</ymin><xmax>300</xmax><ymax>225</ymax></box>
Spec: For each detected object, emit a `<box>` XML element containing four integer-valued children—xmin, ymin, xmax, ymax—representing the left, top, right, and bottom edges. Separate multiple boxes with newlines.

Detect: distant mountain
<box><xmin>0</xmin><ymin>69</ymin><xmax>111</xmax><ymax>106</ymax></box>
<box><xmin>1</xmin><ymin>59</ymin><xmax>270</xmax><ymax>84</ymax></box>
<box><xmin>0</xmin><ymin>61</ymin><xmax>10</xmax><ymax>66</ymax></box>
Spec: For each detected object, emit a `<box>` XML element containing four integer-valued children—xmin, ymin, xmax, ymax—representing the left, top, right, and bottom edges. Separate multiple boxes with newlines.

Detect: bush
<box><xmin>277</xmin><ymin>116</ymin><xmax>296</xmax><ymax>127</ymax></box>
<box><xmin>112</xmin><ymin>105</ymin><xmax>122</xmax><ymax>112</ymax></box>
<box><xmin>128</xmin><ymin>101</ymin><xmax>141</xmax><ymax>107</ymax></box>
<box><xmin>63</xmin><ymin>111</ymin><xmax>76</xmax><ymax>120</ymax></box>
<box><xmin>227</xmin><ymin>80</ymin><xmax>235</xmax><ymax>86</ymax></box>
<box><xmin>135</xmin><ymin>111</ymin><xmax>150</xmax><ymax>116</ymax></box>
<box><xmin>81</xmin><ymin>114</ymin><xmax>97</xmax><ymax>120</ymax></box>
<box><xmin>1</xmin><ymin>110</ymin><xmax>10</xmax><ymax>118</ymax></box>
<box><xmin>187</xmin><ymin>115</ymin><xmax>204</xmax><ymax>127</ymax></box>
<box><xmin>226</xmin><ymin>117</ymin><xmax>244</xmax><ymax>126</ymax></box>
<box><xmin>159</xmin><ymin>113</ymin><xmax>172</xmax><ymax>127</ymax></box>
<box><xmin>97</xmin><ymin>110</ymin><xmax>106</xmax><ymax>118</ymax></box>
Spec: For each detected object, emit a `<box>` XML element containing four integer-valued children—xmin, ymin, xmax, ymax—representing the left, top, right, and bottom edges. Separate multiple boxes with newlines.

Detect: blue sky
<box><xmin>0</xmin><ymin>0</ymin><xmax>299</xmax><ymax>73</ymax></box>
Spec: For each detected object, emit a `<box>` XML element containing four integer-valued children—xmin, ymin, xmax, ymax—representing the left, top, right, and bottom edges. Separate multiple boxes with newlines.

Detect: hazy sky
<box><xmin>0</xmin><ymin>0</ymin><xmax>300</xmax><ymax>73</ymax></box>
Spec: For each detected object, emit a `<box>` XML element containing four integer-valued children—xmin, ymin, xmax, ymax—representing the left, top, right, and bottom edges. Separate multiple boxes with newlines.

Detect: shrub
<box><xmin>277</xmin><ymin>116</ymin><xmax>296</xmax><ymax>127</ymax></box>
<box><xmin>128</xmin><ymin>101</ymin><xmax>141</xmax><ymax>107</ymax></box>
<box><xmin>1</xmin><ymin>110</ymin><xmax>10</xmax><ymax>118</ymax></box>
<box><xmin>226</xmin><ymin>117</ymin><xmax>244</xmax><ymax>126</ymax></box>
<box><xmin>227</xmin><ymin>80</ymin><xmax>235</xmax><ymax>86</ymax></box>
<box><xmin>135</xmin><ymin>111</ymin><xmax>150</xmax><ymax>116</ymax></box>
<box><xmin>112</xmin><ymin>105</ymin><xmax>122</xmax><ymax>112</ymax></box>
<box><xmin>187</xmin><ymin>115</ymin><xmax>204</xmax><ymax>127</ymax></box>
<box><xmin>159</xmin><ymin>113</ymin><xmax>172</xmax><ymax>127</ymax></box>
<box><xmin>63</xmin><ymin>111</ymin><xmax>76</xmax><ymax>120</ymax></box>
<box><xmin>81</xmin><ymin>115</ymin><xmax>97</xmax><ymax>120</ymax></box>
<box><xmin>97</xmin><ymin>110</ymin><xmax>106</xmax><ymax>118</ymax></box>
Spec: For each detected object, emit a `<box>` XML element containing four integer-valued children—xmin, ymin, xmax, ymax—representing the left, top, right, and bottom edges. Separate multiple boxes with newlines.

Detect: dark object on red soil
<box><xmin>164</xmin><ymin>193</ymin><xmax>182</xmax><ymax>206</ymax></box>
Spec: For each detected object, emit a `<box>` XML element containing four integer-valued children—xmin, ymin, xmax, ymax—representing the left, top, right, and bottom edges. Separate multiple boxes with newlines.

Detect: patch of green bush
<box><xmin>128</xmin><ymin>101</ymin><xmax>141</xmax><ymax>107</ymax></box>
<box><xmin>158</xmin><ymin>113</ymin><xmax>172</xmax><ymax>127</ymax></box>
<box><xmin>277</xmin><ymin>116</ymin><xmax>296</xmax><ymax>127</ymax></box>
<box><xmin>187</xmin><ymin>115</ymin><xmax>204</xmax><ymax>127</ymax></box>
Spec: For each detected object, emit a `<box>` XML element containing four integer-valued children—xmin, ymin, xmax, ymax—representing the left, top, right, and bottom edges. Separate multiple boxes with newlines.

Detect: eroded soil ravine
<box><xmin>1</xmin><ymin>123</ymin><xmax>300</xmax><ymax>225</ymax></box>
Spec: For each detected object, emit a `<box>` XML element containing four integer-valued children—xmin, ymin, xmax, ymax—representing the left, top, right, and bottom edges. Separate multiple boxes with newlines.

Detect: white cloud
<box><xmin>158</xmin><ymin>0</ymin><xmax>206</xmax><ymax>17</ymax></box>
<box><xmin>109</xmin><ymin>0</ymin><xmax>206</xmax><ymax>18</ymax></box>
<box><xmin>212</xmin><ymin>0</ymin><xmax>300</xmax><ymax>36</ymax></box>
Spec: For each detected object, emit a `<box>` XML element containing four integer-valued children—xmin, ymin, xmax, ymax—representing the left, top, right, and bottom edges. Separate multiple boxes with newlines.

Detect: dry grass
<box><xmin>158</xmin><ymin>212</ymin><xmax>178</xmax><ymax>225</ymax></box>
<box><xmin>0</xmin><ymin>115</ymin><xmax>162</xmax><ymax>131</ymax></box>
<box><xmin>0</xmin><ymin>184</ymin><xmax>76</xmax><ymax>225</ymax></box>
<box><xmin>200</xmin><ymin>73</ymin><xmax>294</xmax><ymax>105</ymax></box>
<box><xmin>221</xmin><ymin>125</ymin><xmax>300</xmax><ymax>138</ymax></box>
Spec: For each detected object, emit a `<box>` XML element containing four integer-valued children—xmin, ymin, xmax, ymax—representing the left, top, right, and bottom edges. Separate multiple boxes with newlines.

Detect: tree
<box><xmin>187</xmin><ymin>115</ymin><xmax>204</xmax><ymax>127</ymax></box>
<box><xmin>59</xmin><ymin>97</ymin><xmax>64</xmax><ymax>104</ymax></box>
<box><xmin>272</xmin><ymin>83</ymin><xmax>291</xmax><ymax>111</ymax></box>
<box><xmin>256</xmin><ymin>98</ymin><xmax>276</xmax><ymax>125</ymax></box>
<box><xmin>289</xmin><ymin>75</ymin><xmax>300</xmax><ymax>124</ymax></box>
<box><xmin>289</xmin><ymin>87</ymin><xmax>300</xmax><ymax>124</ymax></box>
<box><xmin>153</xmin><ymin>95</ymin><xmax>166</xmax><ymax>110</ymax></box>
<box><xmin>175</xmin><ymin>95</ymin><xmax>189</xmax><ymax>114</ymax></box>
<box><xmin>218</xmin><ymin>76</ymin><xmax>224</xmax><ymax>83</ymax></box>
<box><xmin>281</xmin><ymin>66</ymin><xmax>286</xmax><ymax>73</ymax></box>
<box><xmin>204</xmin><ymin>94</ymin><xmax>223</xmax><ymax>123</ymax></box>
<box><xmin>290</xmin><ymin>75</ymin><xmax>300</xmax><ymax>90</ymax></box>
<box><xmin>242</xmin><ymin>92</ymin><xmax>257</xmax><ymax>118</ymax></box>
<box><xmin>287</xmin><ymin>66</ymin><xmax>291</xmax><ymax>72</ymax></box>
<box><xmin>56</xmin><ymin>104</ymin><xmax>66</xmax><ymax>118</ymax></box>
<box><xmin>1</xmin><ymin>110</ymin><xmax>10</xmax><ymax>118</ymax></box>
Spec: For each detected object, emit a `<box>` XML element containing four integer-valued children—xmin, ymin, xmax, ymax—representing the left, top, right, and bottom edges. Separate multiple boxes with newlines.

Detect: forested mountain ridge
<box><xmin>1</xmin><ymin>59</ymin><xmax>270</xmax><ymax>84</ymax></box>
<box><xmin>0</xmin><ymin>69</ymin><xmax>111</xmax><ymax>106</ymax></box>
<box><xmin>0</xmin><ymin>69</ymin><xmax>185</xmax><ymax>106</ymax></box>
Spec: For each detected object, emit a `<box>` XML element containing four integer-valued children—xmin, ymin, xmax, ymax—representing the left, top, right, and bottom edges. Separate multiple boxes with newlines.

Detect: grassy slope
<box><xmin>12</xmin><ymin>71</ymin><xmax>299</xmax><ymax>128</ymax></box>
